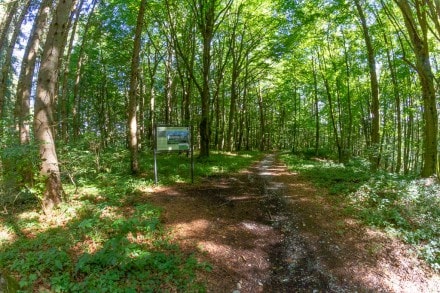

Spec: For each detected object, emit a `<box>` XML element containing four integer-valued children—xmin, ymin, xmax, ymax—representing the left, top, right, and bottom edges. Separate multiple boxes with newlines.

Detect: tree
<box><xmin>15</xmin><ymin>0</ymin><xmax>52</xmax><ymax>145</ymax></box>
<box><xmin>34</xmin><ymin>0</ymin><xmax>77</xmax><ymax>212</ymax></box>
<box><xmin>128</xmin><ymin>0</ymin><xmax>147</xmax><ymax>175</ymax></box>
<box><xmin>354</xmin><ymin>0</ymin><xmax>380</xmax><ymax>171</ymax></box>
<box><xmin>393</xmin><ymin>0</ymin><xmax>438</xmax><ymax>177</ymax></box>
<box><xmin>193</xmin><ymin>0</ymin><xmax>231</xmax><ymax>158</ymax></box>
<box><xmin>0</xmin><ymin>0</ymin><xmax>31</xmax><ymax>127</ymax></box>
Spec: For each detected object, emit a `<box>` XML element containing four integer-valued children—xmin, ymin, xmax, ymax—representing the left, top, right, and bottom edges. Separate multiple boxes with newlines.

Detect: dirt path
<box><xmin>147</xmin><ymin>154</ymin><xmax>440</xmax><ymax>292</ymax></box>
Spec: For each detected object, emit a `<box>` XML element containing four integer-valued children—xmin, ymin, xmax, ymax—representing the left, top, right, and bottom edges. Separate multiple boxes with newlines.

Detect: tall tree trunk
<box><xmin>354</xmin><ymin>0</ymin><xmax>380</xmax><ymax>171</ymax></box>
<box><xmin>0</xmin><ymin>1</ymin><xmax>19</xmax><ymax>55</ymax></box>
<box><xmin>384</xmin><ymin>36</ymin><xmax>402</xmax><ymax>173</ymax></box>
<box><xmin>194</xmin><ymin>0</ymin><xmax>232</xmax><ymax>157</ymax></box>
<box><xmin>128</xmin><ymin>0</ymin><xmax>147</xmax><ymax>175</ymax></box>
<box><xmin>226</xmin><ymin>6</ymin><xmax>243</xmax><ymax>152</ymax></box>
<box><xmin>403</xmin><ymin>93</ymin><xmax>413</xmax><ymax>175</ymax></box>
<box><xmin>59</xmin><ymin>0</ymin><xmax>85</xmax><ymax>142</ymax></box>
<box><xmin>34</xmin><ymin>0</ymin><xmax>77</xmax><ymax>213</ymax></box>
<box><xmin>0</xmin><ymin>0</ymin><xmax>31</xmax><ymax>126</ymax></box>
<box><xmin>342</xmin><ymin>30</ymin><xmax>353</xmax><ymax>161</ymax></box>
<box><xmin>145</xmin><ymin>43</ymin><xmax>160</xmax><ymax>144</ymax></box>
<box><xmin>164</xmin><ymin>44</ymin><xmax>173</xmax><ymax>125</ymax></box>
<box><xmin>72</xmin><ymin>0</ymin><xmax>98</xmax><ymax>140</ymax></box>
<box><xmin>15</xmin><ymin>0</ymin><xmax>52</xmax><ymax>145</ymax></box>
<box><xmin>198</xmin><ymin>0</ymin><xmax>214</xmax><ymax>158</ymax></box>
<box><xmin>394</xmin><ymin>0</ymin><xmax>438</xmax><ymax>177</ymax></box>
<box><xmin>257</xmin><ymin>86</ymin><xmax>265</xmax><ymax>151</ymax></box>
<box><xmin>324</xmin><ymin>77</ymin><xmax>343</xmax><ymax>163</ymax></box>
<box><xmin>312</xmin><ymin>57</ymin><xmax>320</xmax><ymax>155</ymax></box>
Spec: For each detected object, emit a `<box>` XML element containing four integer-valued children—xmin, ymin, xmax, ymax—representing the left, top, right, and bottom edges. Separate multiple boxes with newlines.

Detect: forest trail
<box><xmin>147</xmin><ymin>154</ymin><xmax>440</xmax><ymax>292</ymax></box>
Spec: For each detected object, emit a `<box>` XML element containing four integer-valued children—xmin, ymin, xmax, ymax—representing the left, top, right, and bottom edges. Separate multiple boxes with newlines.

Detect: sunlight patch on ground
<box><xmin>138</xmin><ymin>186</ymin><xmax>156</xmax><ymax>193</ymax></box>
<box><xmin>197</xmin><ymin>240</ymin><xmax>232</xmax><ymax>257</ymax></box>
<box><xmin>99</xmin><ymin>206</ymin><xmax>122</xmax><ymax>220</ymax></box>
<box><xmin>287</xmin><ymin>182</ymin><xmax>316</xmax><ymax>191</ymax></box>
<box><xmin>0</xmin><ymin>225</ymin><xmax>14</xmax><ymax>242</ymax></box>
<box><xmin>173</xmin><ymin>219</ymin><xmax>210</xmax><ymax>238</ymax></box>
<box><xmin>77</xmin><ymin>185</ymin><xmax>100</xmax><ymax>196</ymax></box>
<box><xmin>197</xmin><ymin>240</ymin><xmax>272</xmax><ymax>276</ymax></box>
<box><xmin>151</xmin><ymin>186</ymin><xmax>182</xmax><ymax>196</ymax></box>
<box><xmin>226</xmin><ymin>195</ymin><xmax>261</xmax><ymax>201</ymax></box>
<box><xmin>266</xmin><ymin>182</ymin><xmax>284</xmax><ymax>190</ymax></box>
<box><xmin>240</xmin><ymin>221</ymin><xmax>273</xmax><ymax>235</ymax></box>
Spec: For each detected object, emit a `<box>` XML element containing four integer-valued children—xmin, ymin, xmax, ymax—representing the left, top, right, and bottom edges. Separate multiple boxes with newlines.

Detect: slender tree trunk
<box><xmin>0</xmin><ymin>0</ymin><xmax>31</xmax><ymax>126</ymax></box>
<box><xmin>72</xmin><ymin>0</ymin><xmax>98</xmax><ymax>140</ymax></box>
<box><xmin>312</xmin><ymin>58</ymin><xmax>320</xmax><ymax>155</ymax></box>
<box><xmin>194</xmin><ymin>0</ymin><xmax>232</xmax><ymax>157</ymax></box>
<box><xmin>34</xmin><ymin>0</ymin><xmax>77</xmax><ymax>213</ymax></box>
<box><xmin>59</xmin><ymin>0</ymin><xmax>85</xmax><ymax>142</ymax></box>
<box><xmin>395</xmin><ymin>0</ymin><xmax>438</xmax><ymax>177</ymax></box>
<box><xmin>324</xmin><ymin>78</ymin><xmax>343</xmax><ymax>163</ymax></box>
<box><xmin>164</xmin><ymin>44</ymin><xmax>173</xmax><ymax>125</ymax></box>
<box><xmin>226</xmin><ymin>8</ymin><xmax>243</xmax><ymax>152</ymax></box>
<box><xmin>355</xmin><ymin>0</ymin><xmax>380</xmax><ymax>171</ymax></box>
<box><xmin>385</xmin><ymin>39</ymin><xmax>402</xmax><ymax>173</ymax></box>
<box><xmin>0</xmin><ymin>1</ymin><xmax>19</xmax><ymax>55</ymax></box>
<box><xmin>257</xmin><ymin>86</ymin><xmax>265</xmax><ymax>151</ymax></box>
<box><xmin>199</xmin><ymin>6</ymin><xmax>213</xmax><ymax>158</ymax></box>
<box><xmin>342</xmin><ymin>30</ymin><xmax>353</xmax><ymax>160</ymax></box>
<box><xmin>128</xmin><ymin>0</ymin><xmax>147</xmax><ymax>175</ymax></box>
<box><xmin>15</xmin><ymin>0</ymin><xmax>52</xmax><ymax>145</ymax></box>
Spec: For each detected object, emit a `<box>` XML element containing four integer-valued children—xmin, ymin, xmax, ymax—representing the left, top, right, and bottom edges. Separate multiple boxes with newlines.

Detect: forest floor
<box><xmin>147</xmin><ymin>153</ymin><xmax>440</xmax><ymax>292</ymax></box>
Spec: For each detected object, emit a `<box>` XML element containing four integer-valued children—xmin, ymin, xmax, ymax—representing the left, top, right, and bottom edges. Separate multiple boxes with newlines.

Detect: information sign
<box><xmin>156</xmin><ymin>126</ymin><xmax>190</xmax><ymax>151</ymax></box>
<box><xmin>154</xmin><ymin>126</ymin><xmax>194</xmax><ymax>185</ymax></box>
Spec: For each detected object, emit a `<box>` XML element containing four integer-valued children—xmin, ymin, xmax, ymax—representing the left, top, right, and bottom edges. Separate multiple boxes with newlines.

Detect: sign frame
<box><xmin>153</xmin><ymin>125</ymin><xmax>194</xmax><ymax>184</ymax></box>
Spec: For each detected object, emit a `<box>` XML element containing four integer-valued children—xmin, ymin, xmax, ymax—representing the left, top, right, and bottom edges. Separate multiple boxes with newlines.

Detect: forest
<box><xmin>0</xmin><ymin>0</ymin><xmax>440</xmax><ymax>291</ymax></box>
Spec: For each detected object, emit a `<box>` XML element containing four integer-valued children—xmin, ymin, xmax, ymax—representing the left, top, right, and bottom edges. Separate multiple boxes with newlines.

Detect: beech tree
<box><xmin>354</xmin><ymin>0</ymin><xmax>381</xmax><ymax>171</ymax></box>
<box><xmin>34</xmin><ymin>0</ymin><xmax>77</xmax><ymax>212</ymax></box>
<box><xmin>393</xmin><ymin>0</ymin><xmax>438</xmax><ymax>177</ymax></box>
<box><xmin>0</xmin><ymin>0</ymin><xmax>31</xmax><ymax>127</ymax></box>
<box><xmin>15</xmin><ymin>0</ymin><xmax>52</xmax><ymax>145</ymax></box>
<box><xmin>128</xmin><ymin>0</ymin><xmax>147</xmax><ymax>174</ymax></box>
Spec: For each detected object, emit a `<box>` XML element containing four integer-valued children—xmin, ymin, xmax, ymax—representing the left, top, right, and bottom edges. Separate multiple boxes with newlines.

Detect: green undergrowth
<box><xmin>0</xmin><ymin>202</ymin><xmax>208</xmax><ymax>292</ymax></box>
<box><xmin>281</xmin><ymin>153</ymin><xmax>440</xmax><ymax>271</ymax></box>
<box><xmin>0</xmin><ymin>145</ymin><xmax>260</xmax><ymax>292</ymax></box>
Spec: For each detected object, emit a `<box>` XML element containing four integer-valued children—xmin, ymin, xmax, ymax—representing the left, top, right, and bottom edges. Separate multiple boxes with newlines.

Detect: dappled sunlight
<box><xmin>198</xmin><ymin>240</ymin><xmax>271</xmax><ymax>272</ymax></box>
<box><xmin>173</xmin><ymin>219</ymin><xmax>211</xmax><ymax>239</ymax></box>
<box><xmin>0</xmin><ymin>225</ymin><xmax>14</xmax><ymax>242</ymax></box>
<box><xmin>335</xmin><ymin>225</ymin><xmax>440</xmax><ymax>293</ymax></box>
<box><xmin>226</xmin><ymin>195</ymin><xmax>262</xmax><ymax>202</ymax></box>
<box><xmin>240</xmin><ymin>221</ymin><xmax>273</xmax><ymax>235</ymax></box>
<box><xmin>99</xmin><ymin>205</ymin><xmax>123</xmax><ymax>220</ymax></box>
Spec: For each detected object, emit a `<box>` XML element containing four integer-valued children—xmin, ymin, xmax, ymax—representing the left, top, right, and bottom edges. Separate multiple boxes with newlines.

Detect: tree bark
<box><xmin>312</xmin><ymin>57</ymin><xmax>320</xmax><ymax>156</ymax></box>
<box><xmin>34</xmin><ymin>0</ymin><xmax>77</xmax><ymax>213</ymax></box>
<box><xmin>59</xmin><ymin>0</ymin><xmax>86</xmax><ymax>141</ymax></box>
<box><xmin>257</xmin><ymin>86</ymin><xmax>265</xmax><ymax>151</ymax></box>
<box><xmin>15</xmin><ymin>0</ymin><xmax>52</xmax><ymax>145</ymax></box>
<box><xmin>354</xmin><ymin>0</ymin><xmax>380</xmax><ymax>171</ymax></box>
<box><xmin>383</xmin><ymin>33</ymin><xmax>402</xmax><ymax>173</ymax></box>
<box><xmin>0</xmin><ymin>0</ymin><xmax>31</xmax><ymax>125</ymax></box>
<box><xmin>128</xmin><ymin>0</ymin><xmax>147</xmax><ymax>174</ymax></box>
<box><xmin>394</xmin><ymin>0</ymin><xmax>438</xmax><ymax>177</ymax></box>
<box><xmin>72</xmin><ymin>0</ymin><xmax>98</xmax><ymax>141</ymax></box>
<box><xmin>0</xmin><ymin>1</ymin><xmax>19</xmax><ymax>55</ymax></box>
<box><xmin>197</xmin><ymin>0</ymin><xmax>215</xmax><ymax>158</ymax></box>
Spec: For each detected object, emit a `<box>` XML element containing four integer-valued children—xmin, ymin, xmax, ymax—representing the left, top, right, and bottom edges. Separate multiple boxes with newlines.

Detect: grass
<box><xmin>281</xmin><ymin>153</ymin><xmax>440</xmax><ymax>271</ymax></box>
<box><xmin>0</xmin><ymin>145</ymin><xmax>261</xmax><ymax>292</ymax></box>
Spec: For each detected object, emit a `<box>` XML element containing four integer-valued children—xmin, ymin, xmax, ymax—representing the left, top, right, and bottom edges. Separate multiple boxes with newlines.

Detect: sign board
<box><xmin>154</xmin><ymin>125</ymin><xmax>194</xmax><ymax>184</ymax></box>
<box><xmin>156</xmin><ymin>126</ymin><xmax>190</xmax><ymax>151</ymax></box>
